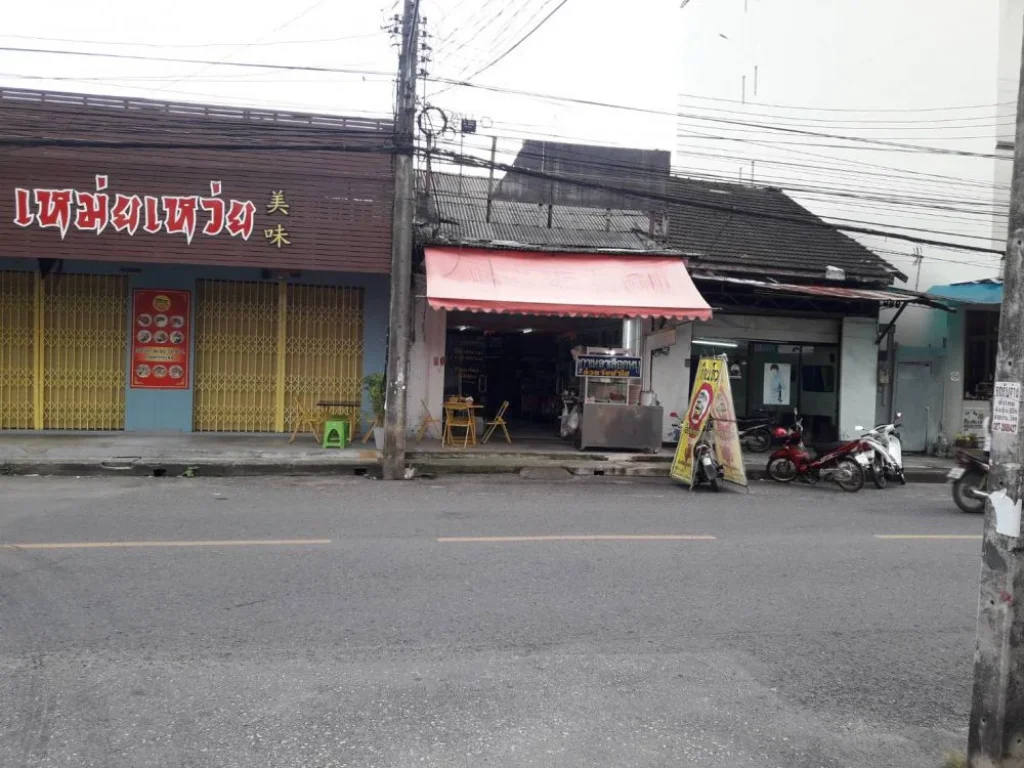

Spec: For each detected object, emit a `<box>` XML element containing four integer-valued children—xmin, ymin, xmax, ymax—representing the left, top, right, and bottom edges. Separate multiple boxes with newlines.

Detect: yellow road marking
<box><xmin>437</xmin><ymin>534</ymin><xmax>716</xmax><ymax>543</ymax></box>
<box><xmin>0</xmin><ymin>539</ymin><xmax>332</xmax><ymax>550</ymax></box>
<box><xmin>874</xmin><ymin>534</ymin><xmax>981</xmax><ymax>540</ymax></box>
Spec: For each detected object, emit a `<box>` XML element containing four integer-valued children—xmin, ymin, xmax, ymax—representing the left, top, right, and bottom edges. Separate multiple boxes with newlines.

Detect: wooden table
<box><xmin>443</xmin><ymin>402</ymin><xmax>483</xmax><ymax>447</ymax></box>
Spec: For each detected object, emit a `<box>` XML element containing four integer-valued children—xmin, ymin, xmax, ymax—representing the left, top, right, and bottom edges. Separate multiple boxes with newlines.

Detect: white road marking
<box><xmin>436</xmin><ymin>534</ymin><xmax>716</xmax><ymax>543</ymax></box>
<box><xmin>874</xmin><ymin>534</ymin><xmax>981</xmax><ymax>540</ymax></box>
<box><xmin>0</xmin><ymin>539</ymin><xmax>333</xmax><ymax>550</ymax></box>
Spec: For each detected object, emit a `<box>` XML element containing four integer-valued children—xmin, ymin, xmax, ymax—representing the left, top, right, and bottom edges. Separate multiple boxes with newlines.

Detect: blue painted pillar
<box><xmin>124</xmin><ymin>266</ymin><xmax>196</xmax><ymax>432</ymax></box>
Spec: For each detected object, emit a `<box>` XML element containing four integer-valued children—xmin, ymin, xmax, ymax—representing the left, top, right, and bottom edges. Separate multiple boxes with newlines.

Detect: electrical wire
<box><xmin>423</xmin><ymin>146</ymin><xmax>1004</xmax><ymax>255</ymax></box>
<box><xmin>0</xmin><ymin>46</ymin><xmax>393</xmax><ymax>78</ymax></box>
<box><xmin>455</xmin><ymin>0</ymin><xmax>569</xmax><ymax>82</ymax></box>
<box><xmin>0</xmin><ymin>32</ymin><xmax>380</xmax><ymax>49</ymax></box>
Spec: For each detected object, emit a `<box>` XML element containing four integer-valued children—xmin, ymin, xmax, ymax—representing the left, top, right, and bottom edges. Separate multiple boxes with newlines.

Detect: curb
<box><xmin>0</xmin><ymin>459</ymin><xmax>381</xmax><ymax>478</ymax></box>
<box><xmin>0</xmin><ymin>458</ymin><xmax>951</xmax><ymax>483</ymax></box>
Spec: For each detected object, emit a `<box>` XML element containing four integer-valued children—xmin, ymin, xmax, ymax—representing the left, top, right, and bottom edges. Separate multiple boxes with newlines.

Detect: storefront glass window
<box><xmin>964</xmin><ymin>309</ymin><xmax>999</xmax><ymax>402</ymax></box>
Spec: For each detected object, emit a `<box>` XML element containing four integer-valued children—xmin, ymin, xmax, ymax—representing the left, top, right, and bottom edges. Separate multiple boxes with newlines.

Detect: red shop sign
<box><xmin>131</xmin><ymin>289</ymin><xmax>191</xmax><ymax>390</ymax></box>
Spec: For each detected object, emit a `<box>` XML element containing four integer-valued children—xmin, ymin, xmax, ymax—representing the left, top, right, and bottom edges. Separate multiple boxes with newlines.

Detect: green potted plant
<box><xmin>363</xmin><ymin>372</ymin><xmax>387</xmax><ymax>449</ymax></box>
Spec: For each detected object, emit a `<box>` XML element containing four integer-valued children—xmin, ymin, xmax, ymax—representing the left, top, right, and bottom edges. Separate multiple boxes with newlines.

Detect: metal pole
<box><xmin>485</xmin><ymin>135</ymin><xmax>497</xmax><ymax>223</ymax></box>
<box><xmin>382</xmin><ymin>0</ymin><xmax>419</xmax><ymax>480</ymax></box>
<box><xmin>967</xmin><ymin>15</ymin><xmax>1024</xmax><ymax>765</ymax></box>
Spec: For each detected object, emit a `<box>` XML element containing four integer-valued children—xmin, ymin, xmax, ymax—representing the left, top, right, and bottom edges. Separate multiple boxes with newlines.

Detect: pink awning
<box><xmin>424</xmin><ymin>247</ymin><xmax>712</xmax><ymax>320</ymax></box>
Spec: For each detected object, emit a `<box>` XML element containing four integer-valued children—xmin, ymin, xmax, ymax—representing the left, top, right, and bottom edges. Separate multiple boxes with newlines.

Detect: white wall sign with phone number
<box><xmin>992</xmin><ymin>381</ymin><xmax>1022</xmax><ymax>434</ymax></box>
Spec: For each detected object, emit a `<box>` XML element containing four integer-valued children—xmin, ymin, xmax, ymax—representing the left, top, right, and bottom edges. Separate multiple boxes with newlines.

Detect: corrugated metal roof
<box><xmin>420</xmin><ymin>172</ymin><xmax>676</xmax><ymax>254</ymax></box>
<box><xmin>665</xmin><ymin>177</ymin><xmax>900</xmax><ymax>284</ymax></box>
<box><xmin>926</xmin><ymin>278</ymin><xmax>1003</xmax><ymax>305</ymax></box>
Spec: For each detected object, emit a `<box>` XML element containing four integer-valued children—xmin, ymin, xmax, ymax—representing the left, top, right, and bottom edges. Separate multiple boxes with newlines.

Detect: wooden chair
<box><xmin>360</xmin><ymin>415</ymin><xmax>380</xmax><ymax>444</ymax></box>
<box><xmin>415</xmin><ymin>398</ymin><xmax>442</xmax><ymax>442</ymax></box>
<box><xmin>482</xmin><ymin>400</ymin><xmax>511</xmax><ymax>444</ymax></box>
<box><xmin>443</xmin><ymin>402</ymin><xmax>475</xmax><ymax>448</ymax></box>
<box><xmin>289</xmin><ymin>397</ymin><xmax>322</xmax><ymax>444</ymax></box>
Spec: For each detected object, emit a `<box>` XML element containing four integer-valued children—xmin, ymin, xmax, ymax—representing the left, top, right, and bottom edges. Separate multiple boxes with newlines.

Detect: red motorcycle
<box><xmin>766</xmin><ymin>415</ymin><xmax>867</xmax><ymax>492</ymax></box>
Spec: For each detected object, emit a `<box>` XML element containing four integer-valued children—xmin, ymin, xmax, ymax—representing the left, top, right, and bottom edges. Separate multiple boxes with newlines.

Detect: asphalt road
<box><xmin>0</xmin><ymin>474</ymin><xmax>984</xmax><ymax>768</ymax></box>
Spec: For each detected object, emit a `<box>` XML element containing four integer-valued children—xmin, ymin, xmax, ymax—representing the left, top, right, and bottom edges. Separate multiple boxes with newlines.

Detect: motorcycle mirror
<box><xmin>895</xmin><ymin>411</ymin><xmax>902</xmax><ymax>420</ymax></box>
<box><xmin>669</xmin><ymin>412</ymin><xmax>678</xmax><ymax>418</ymax></box>
<box><xmin>855</xmin><ymin>425</ymin><xmax>864</xmax><ymax>431</ymax></box>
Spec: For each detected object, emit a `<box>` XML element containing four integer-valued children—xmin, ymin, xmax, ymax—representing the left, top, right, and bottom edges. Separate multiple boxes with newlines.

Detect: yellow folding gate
<box><xmin>193</xmin><ymin>280</ymin><xmax>364</xmax><ymax>433</ymax></box>
<box><xmin>0</xmin><ymin>271</ymin><xmax>128</xmax><ymax>430</ymax></box>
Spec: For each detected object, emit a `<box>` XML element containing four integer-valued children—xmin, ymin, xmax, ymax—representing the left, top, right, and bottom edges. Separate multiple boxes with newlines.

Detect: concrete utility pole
<box><xmin>967</xmin><ymin>20</ymin><xmax>1024</xmax><ymax>767</ymax></box>
<box><xmin>382</xmin><ymin>0</ymin><xmax>420</xmax><ymax>480</ymax></box>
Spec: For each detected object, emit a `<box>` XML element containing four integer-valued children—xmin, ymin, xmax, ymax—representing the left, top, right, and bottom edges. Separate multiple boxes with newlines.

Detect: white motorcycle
<box><xmin>856</xmin><ymin>413</ymin><xmax>905</xmax><ymax>489</ymax></box>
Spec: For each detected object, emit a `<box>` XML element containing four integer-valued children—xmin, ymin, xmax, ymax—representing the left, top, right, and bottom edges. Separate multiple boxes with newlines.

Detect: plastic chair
<box><xmin>482</xmin><ymin>400</ymin><xmax>511</xmax><ymax>444</ymax></box>
<box><xmin>322</xmin><ymin>419</ymin><xmax>348</xmax><ymax>449</ymax></box>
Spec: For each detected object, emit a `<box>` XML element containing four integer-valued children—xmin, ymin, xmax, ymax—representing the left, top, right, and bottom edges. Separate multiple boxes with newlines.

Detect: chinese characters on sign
<box><xmin>992</xmin><ymin>381</ymin><xmax>1021</xmax><ymax>435</ymax></box>
<box><xmin>264</xmin><ymin>189</ymin><xmax>291</xmax><ymax>248</ymax></box>
<box><xmin>14</xmin><ymin>177</ymin><xmax>257</xmax><ymax>243</ymax></box>
<box><xmin>131</xmin><ymin>289</ymin><xmax>191</xmax><ymax>390</ymax></box>
<box><xmin>574</xmin><ymin>355</ymin><xmax>642</xmax><ymax>379</ymax></box>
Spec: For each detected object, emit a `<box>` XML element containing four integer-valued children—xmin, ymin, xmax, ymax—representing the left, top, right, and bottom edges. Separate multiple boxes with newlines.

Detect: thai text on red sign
<box><xmin>13</xmin><ymin>176</ymin><xmax>256</xmax><ymax>243</ymax></box>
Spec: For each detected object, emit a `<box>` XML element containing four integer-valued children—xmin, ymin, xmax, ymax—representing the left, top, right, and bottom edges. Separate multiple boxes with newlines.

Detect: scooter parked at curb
<box><xmin>856</xmin><ymin>413</ymin><xmax>905</xmax><ymax>489</ymax></box>
<box><xmin>669</xmin><ymin>412</ymin><xmax>724</xmax><ymax>490</ymax></box>
<box><xmin>692</xmin><ymin>421</ymin><xmax>724</xmax><ymax>491</ymax></box>
<box><xmin>766</xmin><ymin>413</ymin><xmax>867</xmax><ymax>492</ymax></box>
<box><xmin>948</xmin><ymin>449</ymin><xmax>990</xmax><ymax>514</ymax></box>
<box><xmin>738</xmin><ymin>421</ymin><xmax>772</xmax><ymax>453</ymax></box>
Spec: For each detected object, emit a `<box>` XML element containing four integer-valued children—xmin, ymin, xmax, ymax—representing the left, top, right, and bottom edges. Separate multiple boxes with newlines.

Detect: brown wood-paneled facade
<box><xmin>0</xmin><ymin>89</ymin><xmax>395</xmax><ymax>273</ymax></box>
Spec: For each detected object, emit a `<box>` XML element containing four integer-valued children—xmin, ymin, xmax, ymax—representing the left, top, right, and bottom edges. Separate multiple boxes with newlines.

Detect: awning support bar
<box><xmin>875</xmin><ymin>302</ymin><xmax>908</xmax><ymax>345</ymax></box>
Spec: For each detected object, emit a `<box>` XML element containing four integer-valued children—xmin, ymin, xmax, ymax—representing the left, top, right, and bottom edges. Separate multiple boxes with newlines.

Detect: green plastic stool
<box><xmin>322</xmin><ymin>419</ymin><xmax>349</xmax><ymax>449</ymax></box>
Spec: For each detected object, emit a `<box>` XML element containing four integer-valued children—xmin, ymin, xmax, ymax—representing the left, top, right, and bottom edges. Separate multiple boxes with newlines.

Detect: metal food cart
<box><xmin>574</xmin><ymin>347</ymin><xmax>663</xmax><ymax>452</ymax></box>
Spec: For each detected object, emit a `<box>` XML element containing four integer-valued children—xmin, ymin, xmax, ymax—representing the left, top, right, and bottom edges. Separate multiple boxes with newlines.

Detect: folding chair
<box><xmin>443</xmin><ymin>403</ymin><xmax>474</xmax><ymax>448</ymax></box>
<box><xmin>289</xmin><ymin>397</ymin><xmax>322</xmax><ymax>444</ymax></box>
<box><xmin>482</xmin><ymin>400</ymin><xmax>511</xmax><ymax>444</ymax></box>
<box><xmin>415</xmin><ymin>398</ymin><xmax>442</xmax><ymax>442</ymax></box>
<box><xmin>360</xmin><ymin>415</ymin><xmax>380</xmax><ymax>444</ymax></box>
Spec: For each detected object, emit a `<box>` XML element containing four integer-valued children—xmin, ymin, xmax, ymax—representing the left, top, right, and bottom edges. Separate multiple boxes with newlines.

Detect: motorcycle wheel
<box><xmin>835</xmin><ymin>458</ymin><xmax>865</xmax><ymax>493</ymax></box>
<box><xmin>871</xmin><ymin>455</ymin><xmax>887</xmax><ymax>489</ymax></box>
<box><xmin>746</xmin><ymin>428</ymin><xmax>771</xmax><ymax>453</ymax></box>
<box><xmin>709</xmin><ymin>477</ymin><xmax>720</xmax><ymax>492</ymax></box>
<box><xmin>953</xmin><ymin>469</ymin><xmax>987</xmax><ymax>514</ymax></box>
<box><xmin>767</xmin><ymin>457</ymin><xmax>798</xmax><ymax>482</ymax></box>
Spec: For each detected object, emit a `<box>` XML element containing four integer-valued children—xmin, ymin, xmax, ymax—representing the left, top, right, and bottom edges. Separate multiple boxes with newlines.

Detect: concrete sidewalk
<box><xmin>0</xmin><ymin>432</ymin><xmax>955</xmax><ymax>482</ymax></box>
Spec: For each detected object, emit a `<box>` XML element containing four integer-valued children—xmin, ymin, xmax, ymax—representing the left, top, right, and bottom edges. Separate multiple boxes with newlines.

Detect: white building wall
<box><xmin>838</xmin><ymin>317</ymin><xmax>879</xmax><ymax>439</ymax></box>
<box><xmin>646</xmin><ymin>322</ymin><xmax>693</xmax><ymax>442</ymax></box>
<box><xmin>407</xmin><ymin>275</ymin><xmax>447</xmax><ymax>440</ymax></box>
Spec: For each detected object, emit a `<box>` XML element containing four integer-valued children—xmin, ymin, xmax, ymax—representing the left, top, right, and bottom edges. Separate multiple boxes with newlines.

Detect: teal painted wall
<box><xmin>0</xmin><ymin>258</ymin><xmax>388</xmax><ymax>432</ymax></box>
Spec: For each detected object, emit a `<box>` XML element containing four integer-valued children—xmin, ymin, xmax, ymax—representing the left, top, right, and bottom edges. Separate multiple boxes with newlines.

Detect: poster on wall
<box><xmin>763</xmin><ymin>362</ymin><xmax>791</xmax><ymax>406</ymax></box>
<box><xmin>131</xmin><ymin>289</ymin><xmax>191</xmax><ymax>389</ymax></box>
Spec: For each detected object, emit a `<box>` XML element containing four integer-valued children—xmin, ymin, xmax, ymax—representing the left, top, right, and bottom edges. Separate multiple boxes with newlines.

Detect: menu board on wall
<box><xmin>131</xmin><ymin>289</ymin><xmax>191</xmax><ymax>389</ymax></box>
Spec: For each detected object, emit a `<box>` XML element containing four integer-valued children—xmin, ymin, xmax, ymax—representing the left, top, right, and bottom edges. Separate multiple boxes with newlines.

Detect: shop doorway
<box><xmin>444</xmin><ymin>313</ymin><xmax>621</xmax><ymax>440</ymax></box>
<box><xmin>894</xmin><ymin>361</ymin><xmax>932</xmax><ymax>452</ymax></box>
<box><xmin>690</xmin><ymin>340</ymin><xmax>840</xmax><ymax>442</ymax></box>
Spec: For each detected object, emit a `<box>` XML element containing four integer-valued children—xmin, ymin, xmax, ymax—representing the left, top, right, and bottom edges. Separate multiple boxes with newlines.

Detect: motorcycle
<box><xmin>766</xmin><ymin>414</ymin><xmax>867</xmax><ymax>492</ymax></box>
<box><xmin>948</xmin><ymin>448</ymin><xmax>990</xmax><ymax>514</ymax></box>
<box><xmin>668</xmin><ymin>412</ymin><xmax>724</xmax><ymax>490</ymax></box>
<box><xmin>737</xmin><ymin>419</ymin><xmax>772</xmax><ymax>453</ymax></box>
<box><xmin>692</xmin><ymin>422</ymin><xmax>724</xmax><ymax>491</ymax></box>
<box><xmin>856</xmin><ymin>413</ymin><xmax>905</xmax><ymax>489</ymax></box>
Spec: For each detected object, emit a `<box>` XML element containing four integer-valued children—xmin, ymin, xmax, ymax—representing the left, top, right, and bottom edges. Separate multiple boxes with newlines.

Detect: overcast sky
<box><xmin>0</xmin><ymin>0</ymin><xmax>1011</xmax><ymax>298</ymax></box>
